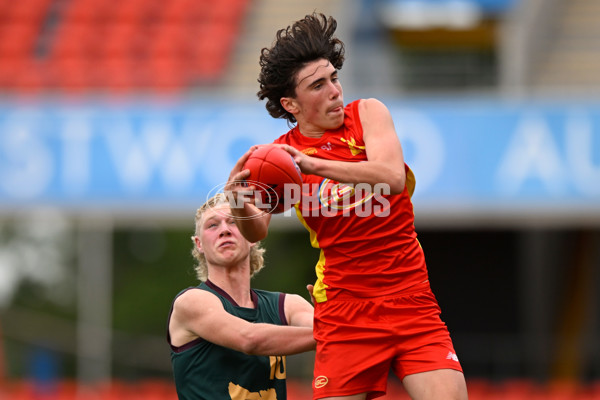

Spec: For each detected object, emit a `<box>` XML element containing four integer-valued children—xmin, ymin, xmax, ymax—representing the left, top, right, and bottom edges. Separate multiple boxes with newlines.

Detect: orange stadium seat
<box><xmin>62</xmin><ymin>0</ymin><xmax>110</xmax><ymax>23</ymax></box>
<box><xmin>1</xmin><ymin>380</ymin><xmax>35</xmax><ymax>400</ymax></box>
<box><xmin>49</xmin><ymin>23</ymin><xmax>101</xmax><ymax>60</ymax></box>
<box><xmin>147</xmin><ymin>24</ymin><xmax>190</xmax><ymax>59</ymax></box>
<box><xmin>0</xmin><ymin>23</ymin><xmax>39</xmax><ymax>59</ymax></box>
<box><xmin>49</xmin><ymin>58</ymin><xmax>96</xmax><ymax>92</ymax></box>
<box><xmin>136</xmin><ymin>379</ymin><xmax>179</xmax><ymax>400</ymax></box>
<box><xmin>111</xmin><ymin>0</ymin><xmax>158</xmax><ymax>24</ymax></box>
<box><xmin>5</xmin><ymin>0</ymin><xmax>51</xmax><ymax>24</ymax></box>
<box><xmin>12</xmin><ymin>59</ymin><xmax>48</xmax><ymax>93</ymax></box>
<box><xmin>160</xmin><ymin>0</ymin><xmax>192</xmax><ymax>23</ymax></box>
<box><xmin>0</xmin><ymin>59</ymin><xmax>18</xmax><ymax>88</ymax></box>
<box><xmin>98</xmin><ymin>58</ymin><xmax>145</xmax><ymax>92</ymax></box>
<box><xmin>543</xmin><ymin>381</ymin><xmax>583</xmax><ymax>400</ymax></box>
<box><xmin>0</xmin><ymin>0</ymin><xmax>250</xmax><ymax>93</ymax></box>
<box><xmin>208</xmin><ymin>0</ymin><xmax>249</xmax><ymax>24</ymax></box>
<box><xmin>147</xmin><ymin>58</ymin><xmax>188</xmax><ymax>91</ymax></box>
<box><xmin>0</xmin><ymin>379</ymin><xmax>599</xmax><ymax>399</ymax></box>
<box><xmin>591</xmin><ymin>381</ymin><xmax>600</xmax><ymax>399</ymax></box>
<box><xmin>188</xmin><ymin>22</ymin><xmax>238</xmax><ymax>78</ymax></box>
<box><xmin>0</xmin><ymin>0</ymin><xmax>11</xmax><ymax>20</ymax></box>
<box><xmin>100</xmin><ymin>23</ymin><xmax>144</xmax><ymax>59</ymax></box>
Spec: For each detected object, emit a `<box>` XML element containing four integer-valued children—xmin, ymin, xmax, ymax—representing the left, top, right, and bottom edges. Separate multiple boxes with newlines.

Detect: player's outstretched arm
<box><xmin>225</xmin><ymin>147</ymin><xmax>272</xmax><ymax>242</ymax></box>
<box><xmin>170</xmin><ymin>288</ymin><xmax>315</xmax><ymax>356</ymax></box>
<box><xmin>284</xmin><ymin>293</ymin><xmax>314</xmax><ymax>328</ymax></box>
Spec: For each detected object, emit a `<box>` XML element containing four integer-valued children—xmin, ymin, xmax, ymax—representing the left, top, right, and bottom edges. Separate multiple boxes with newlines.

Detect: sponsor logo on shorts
<box><xmin>446</xmin><ymin>351</ymin><xmax>459</xmax><ymax>362</ymax></box>
<box><xmin>314</xmin><ymin>375</ymin><xmax>328</xmax><ymax>389</ymax></box>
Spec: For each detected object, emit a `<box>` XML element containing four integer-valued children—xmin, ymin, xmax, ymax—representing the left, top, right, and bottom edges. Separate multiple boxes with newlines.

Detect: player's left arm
<box><xmin>284</xmin><ymin>98</ymin><xmax>406</xmax><ymax>194</ymax></box>
<box><xmin>172</xmin><ymin>288</ymin><xmax>314</xmax><ymax>356</ymax></box>
<box><xmin>360</xmin><ymin>98</ymin><xmax>406</xmax><ymax>193</ymax></box>
<box><xmin>225</xmin><ymin>146</ymin><xmax>272</xmax><ymax>242</ymax></box>
<box><xmin>283</xmin><ymin>293</ymin><xmax>314</xmax><ymax>328</ymax></box>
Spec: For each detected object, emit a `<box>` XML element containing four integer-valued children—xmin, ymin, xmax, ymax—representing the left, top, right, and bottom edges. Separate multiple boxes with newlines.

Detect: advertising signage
<box><xmin>0</xmin><ymin>98</ymin><xmax>598</xmax><ymax>224</ymax></box>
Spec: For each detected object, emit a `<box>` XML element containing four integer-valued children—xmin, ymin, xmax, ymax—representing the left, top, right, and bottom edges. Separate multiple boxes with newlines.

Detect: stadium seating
<box><xmin>0</xmin><ymin>0</ymin><xmax>250</xmax><ymax>93</ymax></box>
<box><xmin>1</xmin><ymin>378</ymin><xmax>600</xmax><ymax>399</ymax></box>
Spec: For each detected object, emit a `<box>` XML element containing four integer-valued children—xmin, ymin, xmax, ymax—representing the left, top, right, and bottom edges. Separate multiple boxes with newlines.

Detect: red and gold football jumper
<box><xmin>273</xmin><ymin>100</ymin><xmax>462</xmax><ymax>399</ymax></box>
<box><xmin>273</xmin><ymin>100</ymin><xmax>427</xmax><ymax>303</ymax></box>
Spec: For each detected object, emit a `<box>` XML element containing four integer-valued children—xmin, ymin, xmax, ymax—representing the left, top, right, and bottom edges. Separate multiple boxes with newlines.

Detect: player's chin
<box><xmin>325</xmin><ymin>113</ymin><xmax>344</xmax><ymax>128</ymax></box>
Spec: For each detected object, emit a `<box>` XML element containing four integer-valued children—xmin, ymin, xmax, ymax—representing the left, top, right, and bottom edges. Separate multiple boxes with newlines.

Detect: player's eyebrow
<box><xmin>202</xmin><ymin>211</ymin><xmax>225</xmax><ymax>226</ymax></box>
<box><xmin>296</xmin><ymin>60</ymin><xmax>334</xmax><ymax>87</ymax></box>
<box><xmin>307</xmin><ymin>70</ymin><xmax>338</xmax><ymax>89</ymax></box>
<box><xmin>202</xmin><ymin>215</ymin><xmax>216</xmax><ymax>225</ymax></box>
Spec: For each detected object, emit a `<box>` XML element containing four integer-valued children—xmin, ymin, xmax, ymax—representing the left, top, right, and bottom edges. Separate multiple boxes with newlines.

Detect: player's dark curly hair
<box><xmin>257</xmin><ymin>12</ymin><xmax>345</xmax><ymax>124</ymax></box>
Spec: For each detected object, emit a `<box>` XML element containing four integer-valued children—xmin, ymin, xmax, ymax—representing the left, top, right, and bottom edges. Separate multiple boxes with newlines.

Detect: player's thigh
<box><xmin>402</xmin><ymin>368</ymin><xmax>467</xmax><ymax>400</ymax></box>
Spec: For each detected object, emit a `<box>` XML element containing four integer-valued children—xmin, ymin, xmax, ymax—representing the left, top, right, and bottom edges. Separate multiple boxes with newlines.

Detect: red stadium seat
<box><xmin>100</xmin><ymin>23</ymin><xmax>143</xmax><ymax>59</ymax></box>
<box><xmin>50</xmin><ymin>58</ymin><xmax>97</xmax><ymax>92</ymax></box>
<box><xmin>5</xmin><ymin>0</ymin><xmax>51</xmax><ymax>24</ymax></box>
<box><xmin>111</xmin><ymin>0</ymin><xmax>157</xmax><ymax>24</ymax></box>
<box><xmin>49</xmin><ymin>23</ymin><xmax>101</xmax><ymax>60</ymax></box>
<box><xmin>97</xmin><ymin>58</ymin><xmax>145</xmax><ymax>92</ymax></box>
<box><xmin>62</xmin><ymin>0</ymin><xmax>110</xmax><ymax>24</ymax></box>
<box><xmin>0</xmin><ymin>0</ymin><xmax>250</xmax><ymax>92</ymax></box>
<box><xmin>12</xmin><ymin>60</ymin><xmax>48</xmax><ymax>93</ymax></box>
<box><xmin>137</xmin><ymin>379</ymin><xmax>179</xmax><ymax>400</ymax></box>
<box><xmin>147</xmin><ymin>58</ymin><xmax>188</xmax><ymax>91</ymax></box>
<box><xmin>0</xmin><ymin>23</ymin><xmax>39</xmax><ymax>59</ymax></box>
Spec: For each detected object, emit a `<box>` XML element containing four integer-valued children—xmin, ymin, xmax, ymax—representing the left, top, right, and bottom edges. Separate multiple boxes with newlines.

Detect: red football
<box><xmin>243</xmin><ymin>145</ymin><xmax>303</xmax><ymax>213</ymax></box>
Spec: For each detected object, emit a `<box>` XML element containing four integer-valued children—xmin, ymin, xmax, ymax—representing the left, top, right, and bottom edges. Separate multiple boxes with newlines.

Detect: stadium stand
<box><xmin>374</xmin><ymin>0</ymin><xmax>517</xmax><ymax>90</ymax></box>
<box><xmin>532</xmin><ymin>0</ymin><xmax>600</xmax><ymax>90</ymax></box>
<box><xmin>223</xmin><ymin>0</ymin><xmax>343</xmax><ymax>94</ymax></box>
<box><xmin>0</xmin><ymin>0</ymin><xmax>250</xmax><ymax>93</ymax></box>
<box><xmin>1</xmin><ymin>378</ymin><xmax>600</xmax><ymax>399</ymax></box>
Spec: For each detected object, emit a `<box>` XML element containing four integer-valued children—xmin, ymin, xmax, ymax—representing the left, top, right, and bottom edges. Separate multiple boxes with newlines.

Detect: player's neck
<box><xmin>296</xmin><ymin>123</ymin><xmax>325</xmax><ymax>139</ymax></box>
<box><xmin>208</xmin><ymin>268</ymin><xmax>254</xmax><ymax>308</ymax></box>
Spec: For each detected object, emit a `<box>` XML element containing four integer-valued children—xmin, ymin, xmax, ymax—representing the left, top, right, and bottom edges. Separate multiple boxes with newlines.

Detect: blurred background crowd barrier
<box><xmin>0</xmin><ymin>0</ymin><xmax>599</xmax><ymax>398</ymax></box>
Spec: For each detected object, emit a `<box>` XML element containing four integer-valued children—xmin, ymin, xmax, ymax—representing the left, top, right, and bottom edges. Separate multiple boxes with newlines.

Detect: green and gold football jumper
<box><xmin>168</xmin><ymin>280</ymin><xmax>288</xmax><ymax>400</ymax></box>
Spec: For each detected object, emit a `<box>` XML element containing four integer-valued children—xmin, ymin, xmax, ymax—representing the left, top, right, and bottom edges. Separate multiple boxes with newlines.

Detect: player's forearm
<box><xmin>311</xmin><ymin>158</ymin><xmax>405</xmax><ymax>194</ymax></box>
<box><xmin>230</xmin><ymin>203</ymin><xmax>270</xmax><ymax>242</ymax></box>
<box><xmin>241</xmin><ymin>325</ymin><xmax>315</xmax><ymax>356</ymax></box>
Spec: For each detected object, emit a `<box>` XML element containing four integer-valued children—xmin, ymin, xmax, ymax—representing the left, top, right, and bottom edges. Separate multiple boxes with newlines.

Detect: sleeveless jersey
<box><xmin>167</xmin><ymin>280</ymin><xmax>288</xmax><ymax>400</ymax></box>
<box><xmin>273</xmin><ymin>100</ymin><xmax>429</xmax><ymax>303</ymax></box>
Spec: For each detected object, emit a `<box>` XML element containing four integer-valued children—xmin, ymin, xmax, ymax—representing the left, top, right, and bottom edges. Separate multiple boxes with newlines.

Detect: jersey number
<box><xmin>269</xmin><ymin>356</ymin><xmax>286</xmax><ymax>380</ymax></box>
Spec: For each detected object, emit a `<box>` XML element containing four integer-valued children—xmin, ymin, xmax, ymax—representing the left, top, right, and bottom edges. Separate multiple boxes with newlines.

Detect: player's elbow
<box><xmin>239</xmin><ymin>342</ymin><xmax>259</xmax><ymax>355</ymax></box>
<box><xmin>237</xmin><ymin>329</ymin><xmax>265</xmax><ymax>355</ymax></box>
<box><xmin>385</xmin><ymin>172</ymin><xmax>405</xmax><ymax>195</ymax></box>
<box><xmin>387</xmin><ymin>182</ymin><xmax>404</xmax><ymax>195</ymax></box>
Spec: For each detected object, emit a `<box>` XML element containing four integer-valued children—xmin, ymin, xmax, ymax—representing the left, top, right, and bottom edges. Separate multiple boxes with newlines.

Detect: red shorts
<box><xmin>312</xmin><ymin>281</ymin><xmax>462</xmax><ymax>400</ymax></box>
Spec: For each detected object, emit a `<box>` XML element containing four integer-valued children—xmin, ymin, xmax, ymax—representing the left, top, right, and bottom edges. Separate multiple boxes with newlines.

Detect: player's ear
<box><xmin>193</xmin><ymin>235</ymin><xmax>204</xmax><ymax>253</ymax></box>
<box><xmin>280</xmin><ymin>97</ymin><xmax>298</xmax><ymax>114</ymax></box>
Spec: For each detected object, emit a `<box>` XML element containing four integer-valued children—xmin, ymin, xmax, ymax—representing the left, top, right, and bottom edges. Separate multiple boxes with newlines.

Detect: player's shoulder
<box><xmin>252</xmin><ymin>288</ymin><xmax>284</xmax><ymax>302</ymax></box>
<box><xmin>356</xmin><ymin>98</ymin><xmax>393</xmax><ymax>128</ymax></box>
<box><xmin>174</xmin><ymin>287</ymin><xmax>221</xmax><ymax>312</ymax></box>
<box><xmin>273</xmin><ymin>127</ymin><xmax>296</xmax><ymax>144</ymax></box>
<box><xmin>283</xmin><ymin>292</ymin><xmax>313</xmax><ymax>309</ymax></box>
<box><xmin>357</xmin><ymin>98</ymin><xmax>389</xmax><ymax>113</ymax></box>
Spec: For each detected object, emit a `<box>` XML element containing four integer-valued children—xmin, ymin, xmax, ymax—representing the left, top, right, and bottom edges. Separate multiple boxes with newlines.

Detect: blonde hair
<box><xmin>191</xmin><ymin>193</ymin><xmax>266</xmax><ymax>282</ymax></box>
